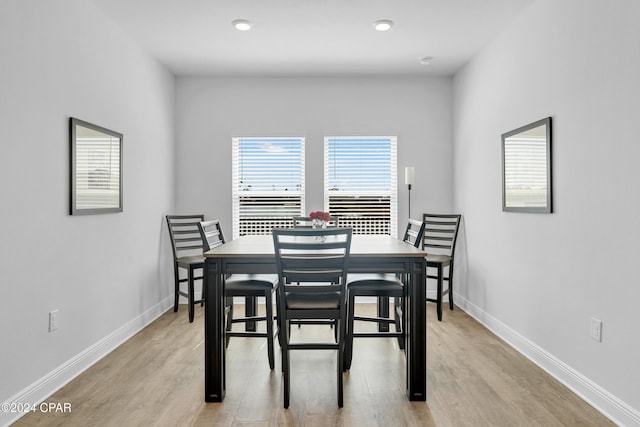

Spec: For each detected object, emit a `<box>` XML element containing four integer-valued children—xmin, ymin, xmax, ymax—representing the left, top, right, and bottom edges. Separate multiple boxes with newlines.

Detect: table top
<box><xmin>204</xmin><ymin>234</ymin><xmax>426</xmax><ymax>259</ymax></box>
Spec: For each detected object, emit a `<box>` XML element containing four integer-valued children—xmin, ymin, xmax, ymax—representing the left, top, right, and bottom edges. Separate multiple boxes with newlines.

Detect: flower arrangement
<box><xmin>309</xmin><ymin>211</ymin><xmax>331</xmax><ymax>239</ymax></box>
<box><xmin>309</xmin><ymin>211</ymin><xmax>331</xmax><ymax>222</ymax></box>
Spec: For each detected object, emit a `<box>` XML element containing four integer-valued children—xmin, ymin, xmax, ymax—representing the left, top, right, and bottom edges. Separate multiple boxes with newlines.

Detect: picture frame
<box><xmin>70</xmin><ymin>117</ymin><xmax>123</xmax><ymax>215</ymax></box>
<box><xmin>502</xmin><ymin>117</ymin><xmax>552</xmax><ymax>213</ymax></box>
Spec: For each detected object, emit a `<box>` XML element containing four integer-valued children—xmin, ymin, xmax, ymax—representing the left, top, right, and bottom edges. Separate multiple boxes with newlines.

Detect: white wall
<box><xmin>453</xmin><ymin>0</ymin><xmax>640</xmax><ymax>424</ymax></box>
<box><xmin>0</xmin><ymin>1</ymin><xmax>175</xmax><ymax>422</ymax></box>
<box><xmin>175</xmin><ymin>76</ymin><xmax>453</xmax><ymax>237</ymax></box>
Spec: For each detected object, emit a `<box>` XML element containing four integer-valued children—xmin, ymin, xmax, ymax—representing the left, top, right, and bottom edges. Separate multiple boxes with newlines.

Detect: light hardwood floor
<box><xmin>14</xmin><ymin>303</ymin><xmax>613</xmax><ymax>426</ymax></box>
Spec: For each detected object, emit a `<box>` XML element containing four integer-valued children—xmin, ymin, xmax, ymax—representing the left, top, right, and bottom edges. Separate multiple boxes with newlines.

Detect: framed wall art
<box><xmin>70</xmin><ymin>117</ymin><xmax>123</xmax><ymax>215</ymax></box>
<box><xmin>502</xmin><ymin>117</ymin><xmax>552</xmax><ymax>213</ymax></box>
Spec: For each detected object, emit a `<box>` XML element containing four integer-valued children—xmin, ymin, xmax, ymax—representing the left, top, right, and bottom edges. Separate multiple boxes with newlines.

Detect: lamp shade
<box><xmin>405</xmin><ymin>167</ymin><xmax>415</xmax><ymax>186</ymax></box>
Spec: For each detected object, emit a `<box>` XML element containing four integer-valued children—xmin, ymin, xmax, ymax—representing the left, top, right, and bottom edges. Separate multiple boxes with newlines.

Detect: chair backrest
<box><xmin>272</xmin><ymin>228</ymin><xmax>352</xmax><ymax>292</ymax></box>
<box><xmin>166</xmin><ymin>215</ymin><xmax>205</xmax><ymax>260</ymax></box>
<box><xmin>422</xmin><ymin>213</ymin><xmax>462</xmax><ymax>257</ymax></box>
<box><xmin>292</xmin><ymin>216</ymin><xmax>340</xmax><ymax>228</ymax></box>
<box><xmin>402</xmin><ymin>218</ymin><xmax>426</xmax><ymax>248</ymax></box>
<box><xmin>198</xmin><ymin>219</ymin><xmax>226</xmax><ymax>252</ymax></box>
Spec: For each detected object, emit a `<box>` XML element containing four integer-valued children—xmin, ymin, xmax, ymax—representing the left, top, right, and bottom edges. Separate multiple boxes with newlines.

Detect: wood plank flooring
<box><xmin>14</xmin><ymin>304</ymin><xmax>614</xmax><ymax>426</ymax></box>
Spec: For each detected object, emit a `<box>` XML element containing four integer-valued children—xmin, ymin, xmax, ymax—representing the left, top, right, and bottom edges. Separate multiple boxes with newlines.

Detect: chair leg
<box><xmin>436</xmin><ymin>264</ymin><xmax>443</xmax><ymax>322</ymax></box>
<box><xmin>277</xmin><ymin>294</ymin><xmax>288</xmax><ymax>373</ymax></box>
<box><xmin>282</xmin><ymin>320</ymin><xmax>290</xmax><ymax>408</ymax></box>
<box><xmin>173</xmin><ymin>266</ymin><xmax>180</xmax><ymax>313</ymax></box>
<box><xmin>245</xmin><ymin>296</ymin><xmax>257</xmax><ymax>332</ymax></box>
<box><xmin>448</xmin><ymin>265</ymin><xmax>455</xmax><ymax>310</ymax></box>
<box><xmin>280</xmin><ymin>321</ymin><xmax>289</xmax><ymax>374</ymax></box>
<box><xmin>265</xmin><ymin>290</ymin><xmax>275</xmax><ymax>370</ymax></box>
<box><xmin>337</xmin><ymin>320</ymin><xmax>344</xmax><ymax>408</ymax></box>
<box><xmin>188</xmin><ymin>268</ymin><xmax>195</xmax><ymax>323</ymax></box>
<box><xmin>401</xmin><ymin>294</ymin><xmax>407</xmax><ymax>350</ymax></box>
<box><xmin>377</xmin><ymin>296</ymin><xmax>390</xmax><ymax>332</ymax></box>
<box><xmin>201</xmin><ymin>276</ymin><xmax>205</xmax><ymax>307</ymax></box>
<box><xmin>283</xmin><ymin>356</ymin><xmax>290</xmax><ymax>408</ymax></box>
<box><xmin>225</xmin><ymin>303</ymin><xmax>233</xmax><ymax>348</ymax></box>
<box><xmin>394</xmin><ymin>297</ymin><xmax>405</xmax><ymax>350</ymax></box>
<box><xmin>343</xmin><ymin>292</ymin><xmax>356</xmax><ymax>371</ymax></box>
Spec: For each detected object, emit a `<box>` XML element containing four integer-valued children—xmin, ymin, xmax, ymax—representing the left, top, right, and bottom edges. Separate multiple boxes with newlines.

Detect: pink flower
<box><xmin>309</xmin><ymin>211</ymin><xmax>330</xmax><ymax>222</ymax></box>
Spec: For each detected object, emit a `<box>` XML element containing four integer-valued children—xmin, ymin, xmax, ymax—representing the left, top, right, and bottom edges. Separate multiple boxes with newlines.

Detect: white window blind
<box><xmin>324</xmin><ymin>136</ymin><xmax>397</xmax><ymax>237</ymax></box>
<box><xmin>232</xmin><ymin>137</ymin><xmax>305</xmax><ymax>238</ymax></box>
<box><xmin>75</xmin><ymin>135</ymin><xmax>121</xmax><ymax>209</ymax></box>
<box><xmin>504</xmin><ymin>135</ymin><xmax>548</xmax><ymax>207</ymax></box>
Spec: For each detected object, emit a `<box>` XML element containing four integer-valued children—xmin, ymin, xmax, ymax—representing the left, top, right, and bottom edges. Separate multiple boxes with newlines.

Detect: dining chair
<box><xmin>272</xmin><ymin>227</ymin><xmax>352</xmax><ymax>408</ymax></box>
<box><xmin>423</xmin><ymin>213</ymin><xmax>462</xmax><ymax>321</ymax></box>
<box><xmin>291</xmin><ymin>215</ymin><xmax>339</xmax><ymax>330</ymax></box>
<box><xmin>343</xmin><ymin>218</ymin><xmax>425</xmax><ymax>370</ymax></box>
<box><xmin>198</xmin><ymin>220</ymin><xmax>279</xmax><ymax>369</ymax></box>
<box><xmin>166</xmin><ymin>214</ymin><xmax>205</xmax><ymax>323</ymax></box>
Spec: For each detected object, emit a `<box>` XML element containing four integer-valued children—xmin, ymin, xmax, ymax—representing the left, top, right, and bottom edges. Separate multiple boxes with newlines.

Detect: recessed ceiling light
<box><xmin>419</xmin><ymin>56</ymin><xmax>434</xmax><ymax>65</ymax></box>
<box><xmin>373</xmin><ymin>19</ymin><xmax>394</xmax><ymax>32</ymax></box>
<box><xmin>232</xmin><ymin>19</ymin><xmax>252</xmax><ymax>31</ymax></box>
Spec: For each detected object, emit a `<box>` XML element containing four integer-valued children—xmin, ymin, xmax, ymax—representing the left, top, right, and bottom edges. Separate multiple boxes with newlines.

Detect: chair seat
<box><xmin>286</xmin><ymin>291</ymin><xmax>340</xmax><ymax>309</ymax></box>
<box><xmin>177</xmin><ymin>255</ymin><xmax>205</xmax><ymax>267</ymax></box>
<box><xmin>226</xmin><ymin>274</ymin><xmax>278</xmax><ymax>291</ymax></box>
<box><xmin>348</xmin><ymin>273</ymin><xmax>401</xmax><ymax>285</ymax></box>
<box><xmin>426</xmin><ymin>254</ymin><xmax>451</xmax><ymax>265</ymax></box>
<box><xmin>347</xmin><ymin>273</ymin><xmax>403</xmax><ymax>294</ymax></box>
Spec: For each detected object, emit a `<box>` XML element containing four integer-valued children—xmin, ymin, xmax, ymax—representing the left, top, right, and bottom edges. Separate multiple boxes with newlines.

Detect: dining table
<box><xmin>202</xmin><ymin>233</ymin><xmax>428</xmax><ymax>402</ymax></box>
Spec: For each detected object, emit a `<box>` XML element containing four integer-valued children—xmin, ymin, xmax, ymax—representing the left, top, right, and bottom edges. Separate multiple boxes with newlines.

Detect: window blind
<box><xmin>232</xmin><ymin>137</ymin><xmax>305</xmax><ymax>238</ymax></box>
<box><xmin>75</xmin><ymin>136</ymin><xmax>121</xmax><ymax>209</ymax></box>
<box><xmin>504</xmin><ymin>136</ymin><xmax>548</xmax><ymax>207</ymax></box>
<box><xmin>324</xmin><ymin>136</ymin><xmax>397</xmax><ymax>237</ymax></box>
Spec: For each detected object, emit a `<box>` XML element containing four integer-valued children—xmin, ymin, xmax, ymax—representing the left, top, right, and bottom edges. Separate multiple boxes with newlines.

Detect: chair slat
<box><xmin>175</xmin><ymin>235</ymin><xmax>202</xmax><ymax>242</ymax></box>
<box><xmin>425</xmin><ymin>235</ymin><xmax>454</xmax><ymax>242</ymax></box>
<box><xmin>424</xmin><ymin>227</ymin><xmax>454</xmax><ymax>233</ymax></box>
<box><xmin>424</xmin><ymin>243</ymin><xmax>452</xmax><ymax>250</ymax></box>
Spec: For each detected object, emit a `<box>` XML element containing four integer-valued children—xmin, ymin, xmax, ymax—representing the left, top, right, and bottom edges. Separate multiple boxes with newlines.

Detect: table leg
<box><xmin>405</xmin><ymin>257</ymin><xmax>426</xmax><ymax>401</ymax></box>
<box><xmin>204</xmin><ymin>258</ymin><xmax>225</xmax><ymax>402</ymax></box>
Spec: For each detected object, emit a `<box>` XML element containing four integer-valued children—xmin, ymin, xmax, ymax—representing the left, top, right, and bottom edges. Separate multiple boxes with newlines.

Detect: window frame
<box><xmin>323</xmin><ymin>136</ymin><xmax>398</xmax><ymax>237</ymax></box>
<box><xmin>232</xmin><ymin>137</ymin><xmax>306</xmax><ymax>238</ymax></box>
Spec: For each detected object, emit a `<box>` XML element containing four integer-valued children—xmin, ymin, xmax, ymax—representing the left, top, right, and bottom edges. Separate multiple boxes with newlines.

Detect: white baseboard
<box><xmin>1</xmin><ymin>297</ymin><xmax>173</xmax><ymax>427</ymax></box>
<box><xmin>455</xmin><ymin>294</ymin><xmax>640</xmax><ymax>427</ymax></box>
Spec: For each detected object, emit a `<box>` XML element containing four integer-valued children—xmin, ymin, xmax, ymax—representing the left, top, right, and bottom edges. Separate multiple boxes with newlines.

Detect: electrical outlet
<box><xmin>49</xmin><ymin>310</ymin><xmax>59</xmax><ymax>332</ymax></box>
<box><xmin>590</xmin><ymin>317</ymin><xmax>602</xmax><ymax>342</ymax></box>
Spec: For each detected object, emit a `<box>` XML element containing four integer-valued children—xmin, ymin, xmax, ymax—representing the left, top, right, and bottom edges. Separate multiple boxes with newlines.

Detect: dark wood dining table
<box><xmin>202</xmin><ymin>234</ymin><xmax>427</xmax><ymax>402</ymax></box>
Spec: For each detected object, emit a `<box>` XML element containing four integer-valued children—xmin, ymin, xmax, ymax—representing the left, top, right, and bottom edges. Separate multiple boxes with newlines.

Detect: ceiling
<box><xmin>91</xmin><ymin>0</ymin><xmax>534</xmax><ymax>77</ymax></box>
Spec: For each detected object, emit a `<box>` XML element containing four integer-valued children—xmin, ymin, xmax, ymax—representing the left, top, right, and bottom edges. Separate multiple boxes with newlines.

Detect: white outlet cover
<box><xmin>49</xmin><ymin>310</ymin><xmax>59</xmax><ymax>332</ymax></box>
<box><xmin>590</xmin><ymin>317</ymin><xmax>602</xmax><ymax>342</ymax></box>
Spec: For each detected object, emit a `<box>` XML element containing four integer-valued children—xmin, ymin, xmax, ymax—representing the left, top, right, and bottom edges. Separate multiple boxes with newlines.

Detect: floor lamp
<box><xmin>405</xmin><ymin>166</ymin><xmax>414</xmax><ymax>218</ymax></box>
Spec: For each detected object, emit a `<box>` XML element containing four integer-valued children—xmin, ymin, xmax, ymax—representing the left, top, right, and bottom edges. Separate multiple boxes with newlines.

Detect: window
<box><xmin>232</xmin><ymin>137</ymin><xmax>305</xmax><ymax>238</ymax></box>
<box><xmin>324</xmin><ymin>136</ymin><xmax>397</xmax><ymax>236</ymax></box>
